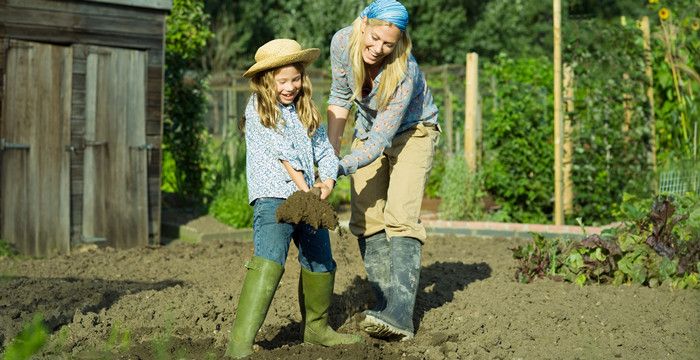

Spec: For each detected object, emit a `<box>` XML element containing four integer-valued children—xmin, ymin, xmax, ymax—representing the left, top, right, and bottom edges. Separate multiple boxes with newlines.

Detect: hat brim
<box><xmin>242</xmin><ymin>48</ymin><xmax>320</xmax><ymax>78</ymax></box>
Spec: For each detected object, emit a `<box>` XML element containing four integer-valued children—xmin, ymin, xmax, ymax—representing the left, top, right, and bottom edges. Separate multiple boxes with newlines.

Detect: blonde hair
<box><xmin>244</xmin><ymin>63</ymin><xmax>320</xmax><ymax>135</ymax></box>
<box><xmin>348</xmin><ymin>17</ymin><xmax>412</xmax><ymax>111</ymax></box>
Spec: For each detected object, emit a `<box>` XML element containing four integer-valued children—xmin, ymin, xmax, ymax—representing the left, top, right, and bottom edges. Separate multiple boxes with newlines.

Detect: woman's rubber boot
<box><xmin>361</xmin><ymin>237</ymin><xmax>421</xmax><ymax>341</ymax></box>
<box><xmin>300</xmin><ymin>267</ymin><xmax>363</xmax><ymax>346</ymax></box>
<box><xmin>358</xmin><ymin>231</ymin><xmax>391</xmax><ymax>311</ymax></box>
<box><xmin>226</xmin><ymin>256</ymin><xmax>284</xmax><ymax>358</ymax></box>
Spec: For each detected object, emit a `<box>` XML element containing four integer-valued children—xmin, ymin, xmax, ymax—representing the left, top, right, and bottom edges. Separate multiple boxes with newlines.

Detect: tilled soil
<box><xmin>1</xmin><ymin>232</ymin><xmax>699</xmax><ymax>359</ymax></box>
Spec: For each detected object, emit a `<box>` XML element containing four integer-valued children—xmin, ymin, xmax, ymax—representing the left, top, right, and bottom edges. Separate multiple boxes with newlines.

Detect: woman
<box><xmin>327</xmin><ymin>0</ymin><xmax>440</xmax><ymax>341</ymax></box>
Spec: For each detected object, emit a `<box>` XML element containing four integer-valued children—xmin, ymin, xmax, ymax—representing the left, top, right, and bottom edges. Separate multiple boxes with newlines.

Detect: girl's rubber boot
<box><xmin>226</xmin><ymin>256</ymin><xmax>284</xmax><ymax>358</ymax></box>
<box><xmin>361</xmin><ymin>237</ymin><xmax>422</xmax><ymax>341</ymax></box>
<box><xmin>299</xmin><ymin>267</ymin><xmax>363</xmax><ymax>346</ymax></box>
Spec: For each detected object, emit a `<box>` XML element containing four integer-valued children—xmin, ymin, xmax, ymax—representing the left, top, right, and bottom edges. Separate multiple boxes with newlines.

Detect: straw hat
<box><xmin>242</xmin><ymin>39</ymin><xmax>320</xmax><ymax>78</ymax></box>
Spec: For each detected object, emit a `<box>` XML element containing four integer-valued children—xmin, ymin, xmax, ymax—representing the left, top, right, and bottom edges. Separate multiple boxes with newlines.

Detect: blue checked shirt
<box><xmin>245</xmin><ymin>95</ymin><xmax>339</xmax><ymax>204</ymax></box>
<box><xmin>328</xmin><ymin>25</ymin><xmax>439</xmax><ymax>175</ymax></box>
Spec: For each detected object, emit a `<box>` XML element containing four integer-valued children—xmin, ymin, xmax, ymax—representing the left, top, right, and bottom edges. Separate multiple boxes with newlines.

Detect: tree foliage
<box><xmin>164</xmin><ymin>0</ymin><xmax>213</xmax><ymax>201</ymax></box>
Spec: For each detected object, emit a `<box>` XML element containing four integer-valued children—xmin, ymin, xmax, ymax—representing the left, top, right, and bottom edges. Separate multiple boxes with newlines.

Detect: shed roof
<box><xmin>82</xmin><ymin>0</ymin><xmax>172</xmax><ymax>11</ymax></box>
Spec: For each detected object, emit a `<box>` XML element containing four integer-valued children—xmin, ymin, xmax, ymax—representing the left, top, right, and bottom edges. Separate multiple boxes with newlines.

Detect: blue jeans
<box><xmin>252</xmin><ymin>198</ymin><xmax>336</xmax><ymax>273</ymax></box>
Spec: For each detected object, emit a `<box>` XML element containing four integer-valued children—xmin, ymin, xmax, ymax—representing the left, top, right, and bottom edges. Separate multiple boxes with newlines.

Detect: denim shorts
<box><xmin>252</xmin><ymin>198</ymin><xmax>336</xmax><ymax>273</ymax></box>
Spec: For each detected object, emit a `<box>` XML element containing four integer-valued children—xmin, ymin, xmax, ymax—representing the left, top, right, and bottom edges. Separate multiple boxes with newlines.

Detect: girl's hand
<box><xmin>313</xmin><ymin>179</ymin><xmax>335</xmax><ymax>200</ymax></box>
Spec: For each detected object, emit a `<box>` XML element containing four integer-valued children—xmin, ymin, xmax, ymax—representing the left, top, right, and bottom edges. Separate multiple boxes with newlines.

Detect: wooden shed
<box><xmin>0</xmin><ymin>0</ymin><xmax>171</xmax><ymax>256</ymax></box>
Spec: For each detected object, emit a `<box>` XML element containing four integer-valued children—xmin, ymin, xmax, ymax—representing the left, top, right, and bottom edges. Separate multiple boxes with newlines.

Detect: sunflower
<box><xmin>692</xmin><ymin>20</ymin><xmax>700</xmax><ymax>31</ymax></box>
<box><xmin>658</xmin><ymin>7</ymin><xmax>670</xmax><ymax>21</ymax></box>
<box><xmin>648</xmin><ymin>0</ymin><xmax>658</xmax><ymax>3</ymax></box>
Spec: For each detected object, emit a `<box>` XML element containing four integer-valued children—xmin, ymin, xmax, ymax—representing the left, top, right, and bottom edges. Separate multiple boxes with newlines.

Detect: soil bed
<box><xmin>1</xmin><ymin>231</ymin><xmax>698</xmax><ymax>359</ymax></box>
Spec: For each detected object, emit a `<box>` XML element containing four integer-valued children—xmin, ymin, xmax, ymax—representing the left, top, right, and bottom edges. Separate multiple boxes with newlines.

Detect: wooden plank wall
<box><xmin>0</xmin><ymin>0</ymin><xmax>166</xmax><ymax>247</ymax></box>
<box><xmin>0</xmin><ymin>39</ymin><xmax>6</xmax><ymax>235</ymax></box>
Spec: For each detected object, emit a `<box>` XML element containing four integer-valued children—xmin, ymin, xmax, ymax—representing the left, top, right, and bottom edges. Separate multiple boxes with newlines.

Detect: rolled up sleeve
<box><xmin>339</xmin><ymin>74</ymin><xmax>414</xmax><ymax>175</ymax></box>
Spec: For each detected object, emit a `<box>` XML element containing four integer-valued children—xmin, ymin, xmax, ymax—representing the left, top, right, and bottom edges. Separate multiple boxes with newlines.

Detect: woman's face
<box><xmin>274</xmin><ymin>65</ymin><xmax>302</xmax><ymax>105</ymax></box>
<box><xmin>361</xmin><ymin>20</ymin><xmax>402</xmax><ymax>66</ymax></box>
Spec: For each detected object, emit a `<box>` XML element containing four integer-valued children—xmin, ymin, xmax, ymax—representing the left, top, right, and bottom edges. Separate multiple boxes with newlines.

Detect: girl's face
<box><xmin>274</xmin><ymin>65</ymin><xmax>303</xmax><ymax>105</ymax></box>
<box><xmin>360</xmin><ymin>20</ymin><xmax>402</xmax><ymax>66</ymax></box>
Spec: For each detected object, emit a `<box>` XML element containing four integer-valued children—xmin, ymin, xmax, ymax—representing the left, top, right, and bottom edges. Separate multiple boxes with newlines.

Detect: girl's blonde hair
<box><xmin>348</xmin><ymin>17</ymin><xmax>412</xmax><ymax>111</ymax></box>
<box><xmin>243</xmin><ymin>63</ymin><xmax>320</xmax><ymax>135</ymax></box>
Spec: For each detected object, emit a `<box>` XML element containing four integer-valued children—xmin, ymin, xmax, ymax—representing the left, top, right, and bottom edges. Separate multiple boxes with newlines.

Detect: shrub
<box><xmin>480</xmin><ymin>55</ymin><xmax>554</xmax><ymax>224</ymax></box>
<box><xmin>438</xmin><ymin>155</ymin><xmax>485</xmax><ymax>221</ymax></box>
<box><xmin>208</xmin><ymin>175</ymin><xmax>253</xmax><ymax>229</ymax></box>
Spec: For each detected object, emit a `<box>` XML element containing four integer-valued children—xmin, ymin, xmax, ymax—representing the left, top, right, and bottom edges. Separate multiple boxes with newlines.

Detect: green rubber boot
<box><xmin>226</xmin><ymin>256</ymin><xmax>284</xmax><ymax>358</ymax></box>
<box><xmin>299</xmin><ymin>267</ymin><xmax>363</xmax><ymax>346</ymax></box>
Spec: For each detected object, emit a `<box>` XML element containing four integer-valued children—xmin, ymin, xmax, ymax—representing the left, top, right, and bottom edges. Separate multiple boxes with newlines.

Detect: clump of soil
<box><xmin>276</xmin><ymin>189</ymin><xmax>339</xmax><ymax>230</ymax></box>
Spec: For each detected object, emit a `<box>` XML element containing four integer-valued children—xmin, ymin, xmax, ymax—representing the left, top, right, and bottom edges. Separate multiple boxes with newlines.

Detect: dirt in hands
<box><xmin>276</xmin><ymin>189</ymin><xmax>339</xmax><ymax>230</ymax></box>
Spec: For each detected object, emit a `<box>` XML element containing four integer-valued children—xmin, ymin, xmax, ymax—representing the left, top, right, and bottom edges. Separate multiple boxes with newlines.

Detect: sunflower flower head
<box><xmin>658</xmin><ymin>7</ymin><xmax>670</xmax><ymax>21</ymax></box>
<box><xmin>648</xmin><ymin>0</ymin><xmax>659</xmax><ymax>3</ymax></box>
<box><xmin>692</xmin><ymin>20</ymin><xmax>700</xmax><ymax>31</ymax></box>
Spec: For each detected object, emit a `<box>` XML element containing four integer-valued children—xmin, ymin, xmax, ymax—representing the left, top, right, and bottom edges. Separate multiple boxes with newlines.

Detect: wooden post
<box><xmin>229</xmin><ymin>78</ymin><xmax>238</xmax><ymax>169</ymax></box>
<box><xmin>464</xmin><ymin>52</ymin><xmax>479</xmax><ymax>171</ymax></box>
<box><xmin>622</xmin><ymin>72</ymin><xmax>632</xmax><ymax>137</ymax></box>
<box><xmin>442</xmin><ymin>65</ymin><xmax>454</xmax><ymax>155</ymax></box>
<box><xmin>563</xmin><ymin>64</ymin><xmax>574</xmax><ymax>215</ymax></box>
<box><xmin>640</xmin><ymin>16</ymin><xmax>657</xmax><ymax>175</ymax></box>
<box><xmin>553</xmin><ymin>0</ymin><xmax>564</xmax><ymax>225</ymax></box>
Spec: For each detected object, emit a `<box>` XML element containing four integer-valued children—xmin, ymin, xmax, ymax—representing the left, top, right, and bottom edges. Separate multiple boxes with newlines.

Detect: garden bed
<box><xmin>1</xmin><ymin>230</ymin><xmax>698</xmax><ymax>359</ymax></box>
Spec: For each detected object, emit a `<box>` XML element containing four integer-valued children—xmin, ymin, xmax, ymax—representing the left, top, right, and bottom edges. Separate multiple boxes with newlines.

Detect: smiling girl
<box><xmin>227</xmin><ymin>39</ymin><xmax>360</xmax><ymax>358</ymax></box>
<box><xmin>327</xmin><ymin>0</ymin><xmax>440</xmax><ymax>342</ymax></box>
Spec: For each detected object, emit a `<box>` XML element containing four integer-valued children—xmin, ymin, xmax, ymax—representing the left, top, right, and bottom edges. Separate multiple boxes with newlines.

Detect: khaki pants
<box><xmin>349</xmin><ymin>123</ymin><xmax>440</xmax><ymax>242</ymax></box>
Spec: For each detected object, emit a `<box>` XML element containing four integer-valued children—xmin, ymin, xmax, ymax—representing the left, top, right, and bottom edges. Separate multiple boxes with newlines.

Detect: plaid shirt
<box><xmin>245</xmin><ymin>95</ymin><xmax>338</xmax><ymax>204</ymax></box>
<box><xmin>328</xmin><ymin>25</ymin><xmax>439</xmax><ymax>175</ymax></box>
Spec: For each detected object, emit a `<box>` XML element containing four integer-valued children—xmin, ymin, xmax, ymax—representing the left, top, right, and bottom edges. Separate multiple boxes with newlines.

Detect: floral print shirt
<box><xmin>328</xmin><ymin>25</ymin><xmax>439</xmax><ymax>175</ymax></box>
<box><xmin>245</xmin><ymin>95</ymin><xmax>338</xmax><ymax>204</ymax></box>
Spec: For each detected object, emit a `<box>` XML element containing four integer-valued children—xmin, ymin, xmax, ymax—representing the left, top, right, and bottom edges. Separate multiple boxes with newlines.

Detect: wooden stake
<box><xmin>622</xmin><ymin>72</ymin><xmax>632</xmax><ymax>139</ymax></box>
<box><xmin>553</xmin><ymin>0</ymin><xmax>564</xmax><ymax>225</ymax></box>
<box><xmin>563</xmin><ymin>64</ymin><xmax>574</xmax><ymax>215</ymax></box>
<box><xmin>443</xmin><ymin>65</ymin><xmax>454</xmax><ymax>155</ymax></box>
<box><xmin>640</xmin><ymin>16</ymin><xmax>657</xmax><ymax>176</ymax></box>
<box><xmin>464</xmin><ymin>52</ymin><xmax>479</xmax><ymax>171</ymax></box>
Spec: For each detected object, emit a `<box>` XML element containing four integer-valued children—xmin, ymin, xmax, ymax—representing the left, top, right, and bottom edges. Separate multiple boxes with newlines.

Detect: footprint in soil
<box><xmin>276</xmin><ymin>189</ymin><xmax>339</xmax><ymax>230</ymax></box>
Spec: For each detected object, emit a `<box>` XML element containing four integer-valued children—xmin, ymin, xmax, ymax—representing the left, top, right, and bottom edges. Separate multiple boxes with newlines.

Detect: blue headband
<box><xmin>360</xmin><ymin>0</ymin><xmax>409</xmax><ymax>32</ymax></box>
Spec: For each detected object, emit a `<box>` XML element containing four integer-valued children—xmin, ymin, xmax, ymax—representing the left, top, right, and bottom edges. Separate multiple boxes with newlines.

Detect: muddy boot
<box><xmin>361</xmin><ymin>237</ymin><xmax>421</xmax><ymax>341</ymax></box>
<box><xmin>358</xmin><ymin>231</ymin><xmax>391</xmax><ymax>311</ymax></box>
<box><xmin>226</xmin><ymin>256</ymin><xmax>284</xmax><ymax>358</ymax></box>
<box><xmin>300</xmin><ymin>267</ymin><xmax>363</xmax><ymax>346</ymax></box>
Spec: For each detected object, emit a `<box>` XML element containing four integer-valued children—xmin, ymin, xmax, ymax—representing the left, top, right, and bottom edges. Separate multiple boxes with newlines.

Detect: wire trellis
<box><xmin>659</xmin><ymin>168</ymin><xmax>700</xmax><ymax>195</ymax></box>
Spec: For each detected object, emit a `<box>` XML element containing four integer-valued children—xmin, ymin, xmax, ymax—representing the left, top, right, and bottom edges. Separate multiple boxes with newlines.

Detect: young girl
<box><xmin>226</xmin><ymin>39</ymin><xmax>361</xmax><ymax>358</ymax></box>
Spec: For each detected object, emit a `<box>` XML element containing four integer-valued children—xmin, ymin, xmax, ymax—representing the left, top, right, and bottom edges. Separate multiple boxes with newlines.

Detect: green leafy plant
<box><xmin>163</xmin><ymin>0</ymin><xmax>213</xmax><ymax>201</ymax></box>
<box><xmin>646</xmin><ymin>0</ymin><xmax>700</xmax><ymax>163</ymax></box>
<box><xmin>3</xmin><ymin>314</ymin><xmax>48</xmax><ymax>360</ymax></box>
<box><xmin>566</xmin><ymin>18</ymin><xmax>653</xmax><ymax>224</ymax></box>
<box><xmin>480</xmin><ymin>55</ymin><xmax>554</xmax><ymax>224</ymax></box>
<box><xmin>327</xmin><ymin>176</ymin><xmax>351</xmax><ymax>209</ymax></box>
<box><xmin>513</xmin><ymin>193</ymin><xmax>700</xmax><ymax>288</ymax></box>
<box><xmin>438</xmin><ymin>155</ymin><xmax>485</xmax><ymax>220</ymax></box>
<box><xmin>208</xmin><ymin>175</ymin><xmax>253</xmax><ymax>229</ymax></box>
<box><xmin>0</xmin><ymin>239</ymin><xmax>17</xmax><ymax>258</ymax></box>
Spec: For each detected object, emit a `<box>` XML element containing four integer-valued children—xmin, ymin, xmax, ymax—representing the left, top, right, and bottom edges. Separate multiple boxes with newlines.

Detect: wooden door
<box><xmin>82</xmin><ymin>45</ymin><xmax>148</xmax><ymax>249</ymax></box>
<box><xmin>0</xmin><ymin>40</ymin><xmax>72</xmax><ymax>256</ymax></box>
